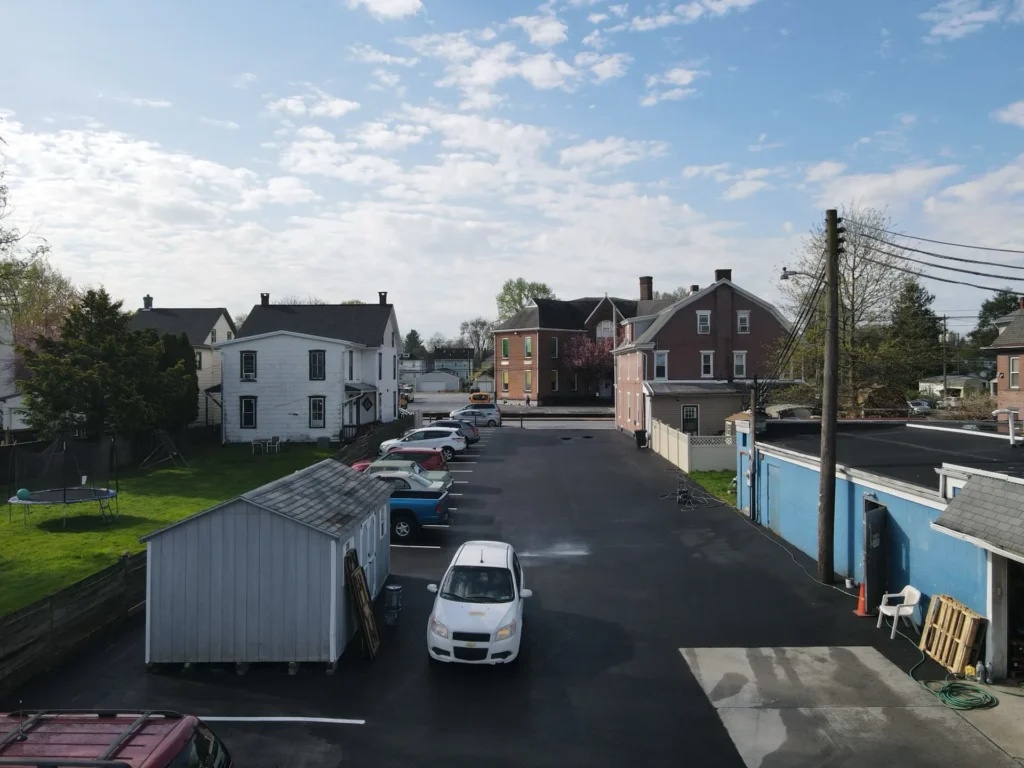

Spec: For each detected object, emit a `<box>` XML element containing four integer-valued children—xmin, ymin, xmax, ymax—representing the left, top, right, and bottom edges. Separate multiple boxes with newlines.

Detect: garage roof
<box><xmin>933</xmin><ymin>474</ymin><xmax>1024</xmax><ymax>560</ymax></box>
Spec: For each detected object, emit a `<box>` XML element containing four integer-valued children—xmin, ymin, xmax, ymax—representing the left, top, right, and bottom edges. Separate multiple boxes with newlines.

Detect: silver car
<box><xmin>450</xmin><ymin>404</ymin><xmax>502</xmax><ymax>427</ymax></box>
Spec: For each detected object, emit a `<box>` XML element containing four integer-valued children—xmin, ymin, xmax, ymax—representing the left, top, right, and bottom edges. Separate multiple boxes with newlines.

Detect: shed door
<box><xmin>767</xmin><ymin>464</ymin><xmax>781</xmax><ymax>534</ymax></box>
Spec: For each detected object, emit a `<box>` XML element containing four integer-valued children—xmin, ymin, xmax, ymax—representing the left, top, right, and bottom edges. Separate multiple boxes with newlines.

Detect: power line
<box><xmin>858</xmin><ymin>232</ymin><xmax>1024</xmax><ymax>273</ymax></box>
<box><xmin>883</xmin><ymin>249</ymin><xmax>1024</xmax><ymax>283</ymax></box>
<box><xmin>848</xmin><ymin>219</ymin><xmax>1024</xmax><ymax>256</ymax></box>
<box><xmin>859</xmin><ymin>248</ymin><xmax>1009</xmax><ymax>292</ymax></box>
<box><xmin>759</xmin><ymin>263</ymin><xmax>826</xmax><ymax>404</ymax></box>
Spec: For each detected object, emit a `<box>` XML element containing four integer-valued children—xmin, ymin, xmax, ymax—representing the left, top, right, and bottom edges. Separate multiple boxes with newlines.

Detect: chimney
<box><xmin>689</xmin><ymin>284</ymin><xmax>700</xmax><ymax>296</ymax></box>
<box><xmin>260</xmin><ymin>293</ymin><xmax>270</xmax><ymax>307</ymax></box>
<box><xmin>714</xmin><ymin>268</ymin><xmax>732</xmax><ymax>282</ymax></box>
<box><xmin>379</xmin><ymin>291</ymin><xmax>388</xmax><ymax>305</ymax></box>
<box><xmin>1019</xmin><ymin>296</ymin><xmax>1024</xmax><ymax>310</ymax></box>
<box><xmin>639</xmin><ymin>276</ymin><xmax>653</xmax><ymax>301</ymax></box>
<box><xmin>142</xmin><ymin>294</ymin><xmax>153</xmax><ymax>311</ymax></box>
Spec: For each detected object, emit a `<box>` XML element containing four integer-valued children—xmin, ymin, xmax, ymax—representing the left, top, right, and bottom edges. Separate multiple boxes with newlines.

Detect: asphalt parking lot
<box><xmin>3</xmin><ymin>428</ymin><xmax>950</xmax><ymax>767</ymax></box>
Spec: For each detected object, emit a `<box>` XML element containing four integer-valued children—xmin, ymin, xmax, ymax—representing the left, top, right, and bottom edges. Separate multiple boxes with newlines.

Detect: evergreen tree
<box><xmin>403</xmin><ymin>329</ymin><xmax>425</xmax><ymax>356</ymax></box>
<box><xmin>878</xmin><ymin>279</ymin><xmax>943</xmax><ymax>394</ymax></box>
<box><xmin>967</xmin><ymin>288</ymin><xmax>1019</xmax><ymax>355</ymax></box>
<box><xmin>155</xmin><ymin>331</ymin><xmax>199</xmax><ymax>428</ymax></box>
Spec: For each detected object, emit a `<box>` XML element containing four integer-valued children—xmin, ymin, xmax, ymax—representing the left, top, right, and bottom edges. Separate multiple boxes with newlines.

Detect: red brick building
<box><xmin>613</xmin><ymin>270</ymin><xmax>791</xmax><ymax>435</ymax></box>
<box><xmin>987</xmin><ymin>297</ymin><xmax>1024</xmax><ymax>418</ymax></box>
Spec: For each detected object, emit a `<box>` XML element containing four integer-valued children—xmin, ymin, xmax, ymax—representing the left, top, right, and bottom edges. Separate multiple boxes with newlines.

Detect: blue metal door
<box><xmin>767</xmin><ymin>464</ymin><xmax>781</xmax><ymax>534</ymax></box>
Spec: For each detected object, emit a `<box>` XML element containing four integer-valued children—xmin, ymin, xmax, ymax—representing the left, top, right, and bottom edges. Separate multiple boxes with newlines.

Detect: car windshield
<box><xmin>440</xmin><ymin>566</ymin><xmax>515</xmax><ymax>603</ymax></box>
<box><xmin>407</xmin><ymin>473</ymin><xmax>432</xmax><ymax>488</ymax></box>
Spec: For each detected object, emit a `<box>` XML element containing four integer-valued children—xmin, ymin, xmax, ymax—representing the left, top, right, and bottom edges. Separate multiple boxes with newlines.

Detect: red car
<box><xmin>351</xmin><ymin>446</ymin><xmax>449</xmax><ymax>473</ymax></box>
<box><xmin>0</xmin><ymin>709</ymin><xmax>233</xmax><ymax>767</ymax></box>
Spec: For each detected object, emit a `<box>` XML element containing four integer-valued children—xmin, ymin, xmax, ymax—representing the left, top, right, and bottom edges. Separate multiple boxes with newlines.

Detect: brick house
<box><xmin>986</xmin><ymin>297</ymin><xmax>1024</xmax><ymax>418</ymax></box>
<box><xmin>613</xmin><ymin>270</ymin><xmax>791</xmax><ymax>436</ymax></box>
<box><xmin>492</xmin><ymin>295</ymin><xmax>643</xmax><ymax>403</ymax></box>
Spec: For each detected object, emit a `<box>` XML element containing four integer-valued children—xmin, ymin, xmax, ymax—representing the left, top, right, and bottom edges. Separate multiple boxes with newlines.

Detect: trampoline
<box><xmin>7</xmin><ymin>434</ymin><xmax>119</xmax><ymax>527</ymax></box>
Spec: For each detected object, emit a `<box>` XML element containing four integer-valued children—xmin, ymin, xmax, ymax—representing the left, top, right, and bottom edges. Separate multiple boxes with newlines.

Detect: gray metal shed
<box><xmin>141</xmin><ymin>459</ymin><xmax>392</xmax><ymax>666</ymax></box>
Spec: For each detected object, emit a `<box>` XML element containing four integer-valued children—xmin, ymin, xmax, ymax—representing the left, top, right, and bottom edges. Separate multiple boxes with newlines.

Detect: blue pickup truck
<box><xmin>388</xmin><ymin>487</ymin><xmax>452</xmax><ymax>541</ymax></box>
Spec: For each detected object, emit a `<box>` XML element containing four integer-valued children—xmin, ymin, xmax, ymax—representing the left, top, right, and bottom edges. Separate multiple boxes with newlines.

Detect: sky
<box><xmin>1</xmin><ymin>0</ymin><xmax>1023</xmax><ymax>338</ymax></box>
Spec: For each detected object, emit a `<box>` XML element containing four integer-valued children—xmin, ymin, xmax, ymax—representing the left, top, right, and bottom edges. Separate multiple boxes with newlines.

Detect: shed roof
<box><xmin>128</xmin><ymin>308</ymin><xmax>234</xmax><ymax>348</ymax></box>
<box><xmin>141</xmin><ymin>459</ymin><xmax>392</xmax><ymax>542</ymax></box>
<box><xmin>934</xmin><ymin>474</ymin><xmax>1024</xmax><ymax>560</ymax></box>
<box><xmin>237</xmin><ymin>303</ymin><xmax>393</xmax><ymax>346</ymax></box>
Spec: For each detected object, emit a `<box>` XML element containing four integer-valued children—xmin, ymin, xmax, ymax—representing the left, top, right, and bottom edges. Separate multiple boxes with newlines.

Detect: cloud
<box><xmin>231</xmin><ymin>73</ymin><xmax>258</xmax><ymax>89</ymax></box>
<box><xmin>574</xmin><ymin>52</ymin><xmax>632</xmax><ymax>81</ymax></box>
<box><xmin>559</xmin><ymin>136</ymin><xmax>668</xmax><ymax>169</ymax></box>
<box><xmin>642</xmin><ymin>67</ymin><xmax>705</xmax><ymax>106</ymax></box>
<box><xmin>349</xmin><ymin>121</ymin><xmax>430</xmax><ymax>150</ymax></box>
<box><xmin>783</xmin><ymin>221</ymin><xmax>793</xmax><ymax>233</ymax></box>
<box><xmin>234</xmin><ymin>176</ymin><xmax>321</xmax><ymax>211</ymax></box>
<box><xmin>100</xmin><ymin>94</ymin><xmax>172</xmax><ymax>108</ymax></box>
<box><xmin>519</xmin><ymin>53</ymin><xmax>577</xmax><ymax>89</ymax></box>
<box><xmin>266</xmin><ymin>86</ymin><xmax>360</xmax><ymax>119</ymax></box>
<box><xmin>588</xmin><ymin>13</ymin><xmax>608</xmax><ymax>23</ymax></box>
<box><xmin>681</xmin><ymin>164</ymin><xmax>776</xmax><ymax>199</ymax></box>
<box><xmin>919</xmin><ymin>0</ymin><xmax>1011</xmax><ymax>41</ymax></box>
<box><xmin>608</xmin><ymin>3</ymin><xmax>628</xmax><ymax>17</ymax></box>
<box><xmin>346</xmin><ymin>0</ymin><xmax>423</xmax><ymax>21</ymax></box>
<box><xmin>683</xmin><ymin>163</ymin><xmax>731</xmax><ymax>179</ymax></box>
<box><xmin>348</xmin><ymin>43</ymin><xmax>419</xmax><ymax>66</ymax></box>
<box><xmin>805</xmin><ymin>161</ymin><xmax>846</xmax><ymax>182</ymax></box>
<box><xmin>628</xmin><ymin>0</ymin><xmax>760</xmax><ymax>32</ymax></box>
<box><xmin>748</xmin><ymin>132</ymin><xmax>783</xmax><ymax>152</ymax></box>
<box><xmin>369</xmin><ymin>69</ymin><xmax>405</xmax><ymax>96</ymax></box>
<box><xmin>993</xmin><ymin>100</ymin><xmax>1024</xmax><ymax>128</ymax></box>
<box><xmin>511</xmin><ymin>15</ymin><xmax>569</xmax><ymax>47</ymax></box>
<box><xmin>820</xmin><ymin>89</ymin><xmax>849</xmax><ymax>107</ymax></box>
<box><xmin>722</xmin><ymin>178</ymin><xmax>770</xmax><ymax>200</ymax></box>
<box><xmin>809</xmin><ymin>163</ymin><xmax>961</xmax><ymax>208</ymax></box>
<box><xmin>200</xmin><ymin>117</ymin><xmax>241</xmax><ymax>130</ymax></box>
<box><xmin>582</xmin><ymin>29</ymin><xmax>604</xmax><ymax>48</ymax></box>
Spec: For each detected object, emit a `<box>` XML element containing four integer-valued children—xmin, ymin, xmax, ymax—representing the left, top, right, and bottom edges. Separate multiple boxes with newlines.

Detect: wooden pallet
<box><xmin>918</xmin><ymin>594</ymin><xmax>986</xmax><ymax>674</ymax></box>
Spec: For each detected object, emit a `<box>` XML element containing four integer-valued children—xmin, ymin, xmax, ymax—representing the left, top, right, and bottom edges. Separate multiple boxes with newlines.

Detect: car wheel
<box><xmin>487</xmin><ymin>420</ymin><xmax>497</xmax><ymax>427</ymax></box>
<box><xmin>442</xmin><ymin>446</ymin><xmax>454</xmax><ymax>461</ymax></box>
<box><xmin>391</xmin><ymin>514</ymin><xmax>417</xmax><ymax>541</ymax></box>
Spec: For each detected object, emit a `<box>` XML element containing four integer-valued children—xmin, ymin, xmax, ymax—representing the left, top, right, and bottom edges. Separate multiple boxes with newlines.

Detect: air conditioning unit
<box><xmin>242</xmin><ymin>372</ymin><xmax>256</xmax><ymax>381</ymax></box>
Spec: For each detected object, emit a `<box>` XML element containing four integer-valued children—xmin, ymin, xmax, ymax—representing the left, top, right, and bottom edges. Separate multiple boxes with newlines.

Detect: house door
<box><xmin>680</xmin><ymin>405</ymin><xmax>699</xmax><ymax>436</ymax></box>
<box><xmin>767</xmin><ymin>464</ymin><xmax>781</xmax><ymax>534</ymax></box>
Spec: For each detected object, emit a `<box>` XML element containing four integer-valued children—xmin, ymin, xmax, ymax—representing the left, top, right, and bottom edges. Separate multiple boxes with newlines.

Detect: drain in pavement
<box><xmin>561</xmin><ymin>436</ymin><xmax>572</xmax><ymax>440</ymax></box>
<box><xmin>582</xmin><ymin>435</ymin><xmax>593</xmax><ymax>439</ymax></box>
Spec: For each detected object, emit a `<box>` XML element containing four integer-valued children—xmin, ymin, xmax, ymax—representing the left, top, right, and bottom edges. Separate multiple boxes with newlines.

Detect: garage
<box><xmin>415</xmin><ymin>371</ymin><xmax>461</xmax><ymax>392</ymax></box>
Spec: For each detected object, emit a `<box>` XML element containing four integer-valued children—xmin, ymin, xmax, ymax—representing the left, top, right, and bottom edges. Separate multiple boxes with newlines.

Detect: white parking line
<box><xmin>449</xmin><ymin>492</ymin><xmax>463</xmax><ymax>496</ymax></box>
<box><xmin>391</xmin><ymin>544</ymin><xmax>442</xmax><ymax>549</ymax></box>
<box><xmin>422</xmin><ymin>523</ymin><xmax>451</xmax><ymax>529</ymax></box>
<box><xmin>451</xmin><ymin>461</ymin><xmax>478</xmax><ymax>464</ymax></box>
<box><xmin>449</xmin><ymin>470</ymin><xmax>472</xmax><ymax>473</ymax></box>
<box><xmin>454</xmin><ymin>480</ymin><xmax>469</xmax><ymax>484</ymax></box>
<box><xmin>202</xmin><ymin>717</ymin><xmax>365</xmax><ymax>726</ymax></box>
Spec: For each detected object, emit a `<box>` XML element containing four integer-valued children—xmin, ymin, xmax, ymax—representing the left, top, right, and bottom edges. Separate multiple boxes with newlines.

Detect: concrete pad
<box><xmin>681</xmin><ymin>647</ymin><xmax>1017</xmax><ymax>768</ymax></box>
<box><xmin>960</xmin><ymin>682</ymin><xmax>1024</xmax><ymax>762</ymax></box>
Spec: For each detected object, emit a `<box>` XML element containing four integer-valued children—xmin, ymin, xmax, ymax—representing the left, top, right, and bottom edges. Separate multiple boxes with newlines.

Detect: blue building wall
<box><xmin>735</xmin><ymin>436</ymin><xmax>986</xmax><ymax>622</ymax></box>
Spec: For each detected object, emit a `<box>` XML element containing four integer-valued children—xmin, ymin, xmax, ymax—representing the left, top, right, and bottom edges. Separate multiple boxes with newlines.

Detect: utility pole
<box><xmin>818</xmin><ymin>209</ymin><xmax>842</xmax><ymax>584</ymax></box>
<box><xmin>749</xmin><ymin>376</ymin><xmax>758</xmax><ymax>523</ymax></box>
<box><xmin>942</xmin><ymin>315</ymin><xmax>949</xmax><ymax>396</ymax></box>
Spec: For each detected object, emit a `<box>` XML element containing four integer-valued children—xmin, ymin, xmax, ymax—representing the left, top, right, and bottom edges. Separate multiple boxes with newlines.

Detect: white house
<box><xmin>0</xmin><ymin>313</ymin><xmax>29</xmax><ymax>435</ymax></box>
<box><xmin>128</xmin><ymin>296</ymin><xmax>237</xmax><ymax>427</ymax></box>
<box><xmin>214</xmin><ymin>292</ymin><xmax>401</xmax><ymax>444</ymax></box>
<box><xmin>399</xmin><ymin>353</ymin><xmax>429</xmax><ymax>384</ymax></box>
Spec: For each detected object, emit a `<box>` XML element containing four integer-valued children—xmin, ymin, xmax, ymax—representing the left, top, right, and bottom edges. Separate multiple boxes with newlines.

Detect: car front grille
<box><xmin>453</xmin><ymin>646</ymin><xmax>488</xmax><ymax>661</ymax></box>
<box><xmin>452</xmin><ymin>632</ymin><xmax>490</xmax><ymax>642</ymax></box>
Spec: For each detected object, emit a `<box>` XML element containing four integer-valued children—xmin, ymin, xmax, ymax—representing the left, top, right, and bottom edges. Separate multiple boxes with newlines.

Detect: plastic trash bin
<box><xmin>634</xmin><ymin>429</ymin><xmax>647</xmax><ymax>449</ymax></box>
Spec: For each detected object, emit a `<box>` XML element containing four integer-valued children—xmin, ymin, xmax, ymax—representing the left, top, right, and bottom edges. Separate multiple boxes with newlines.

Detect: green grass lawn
<box><xmin>689</xmin><ymin>470</ymin><xmax>737</xmax><ymax>506</ymax></box>
<box><xmin>0</xmin><ymin>443</ymin><xmax>335</xmax><ymax>617</ymax></box>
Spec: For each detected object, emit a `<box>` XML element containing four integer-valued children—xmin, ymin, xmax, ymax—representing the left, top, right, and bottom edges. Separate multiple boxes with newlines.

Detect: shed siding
<box><xmin>736</xmin><ymin>445</ymin><xmax>987</xmax><ymax>623</ymax></box>
<box><xmin>148</xmin><ymin>501</ymin><xmax>334</xmax><ymax>663</ymax></box>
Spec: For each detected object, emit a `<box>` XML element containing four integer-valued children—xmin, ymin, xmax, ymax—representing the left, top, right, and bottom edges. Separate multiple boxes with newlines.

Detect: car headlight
<box><xmin>430</xmin><ymin>616</ymin><xmax>449</xmax><ymax>639</ymax></box>
<box><xmin>494</xmin><ymin>620</ymin><xmax>516</xmax><ymax>641</ymax></box>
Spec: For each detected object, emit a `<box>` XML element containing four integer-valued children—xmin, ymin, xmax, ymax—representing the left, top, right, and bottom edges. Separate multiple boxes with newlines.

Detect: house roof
<box><xmin>141</xmin><ymin>459</ymin><xmax>391</xmax><ymax>541</ymax></box>
<box><xmin>493</xmin><ymin>296</ymin><xmax>638</xmax><ymax>331</ymax></box>
<box><xmin>994</xmin><ymin>308</ymin><xmax>1023</xmax><ymax>326</ymax></box>
<box><xmin>637</xmin><ymin>298</ymin><xmax>674</xmax><ymax>317</ymax></box>
<box><xmin>934</xmin><ymin>474</ymin><xmax>1024</xmax><ymax>560</ymax></box>
<box><xmin>645</xmin><ymin>381</ymin><xmax>747</xmax><ymax>396</ymax></box>
<box><xmin>986</xmin><ymin>313</ymin><xmax>1024</xmax><ymax>350</ymax></box>
<box><xmin>432</xmin><ymin>347</ymin><xmax>474</xmax><ymax>360</ymax></box>
<box><xmin>758</xmin><ymin>422</ymin><xmax>1024</xmax><ymax>491</ymax></box>
<box><xmin>237</xmin><ymin>303</ymin><xmax>393</xmax><ymax>346</ymax></box>
<box><xmin>919</xmin><ymin>375</ymin><xmax>987</xmax><ymax>386</ymax></box>
<box><xmin>416</xmin><ymin>370</ymin><xmax>461</xmax><ymax>381</ymax></box>
<box><xmin>128</xmin><ymin>308</ymin><xmax>234</xmax><ymax>348</ymax></box>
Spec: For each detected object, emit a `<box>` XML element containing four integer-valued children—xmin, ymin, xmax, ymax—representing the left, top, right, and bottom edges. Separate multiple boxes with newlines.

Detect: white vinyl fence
<box><xmin>650</xmin><ymin>419</ymin><xmax>735</xmax><ymax>472</ymax></box>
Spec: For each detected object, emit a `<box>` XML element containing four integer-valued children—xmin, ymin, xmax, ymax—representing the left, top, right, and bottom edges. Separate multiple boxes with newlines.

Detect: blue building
<box><xmin>735</xmin><ymin>419</ymin><xmax>1024</xmax><ymax>679</ymax></box>
<box><xmin>431</xmin><ymin>347</ymin><xmax>474</xmax><ymax>382</ymax></box>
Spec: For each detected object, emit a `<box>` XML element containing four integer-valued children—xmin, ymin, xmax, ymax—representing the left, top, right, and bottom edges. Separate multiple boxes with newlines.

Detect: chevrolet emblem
<box><xmin>469</xmin><ymin>611</ymin><xmax>486</xmax><ymax>616</ymax></box>
<box><xmin>465</xmin><ymin>642</ymin><xmax>476</xmax><ymax>648</ymax></box>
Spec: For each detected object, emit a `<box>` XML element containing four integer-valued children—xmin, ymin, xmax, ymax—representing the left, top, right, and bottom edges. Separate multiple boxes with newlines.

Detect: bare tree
<box><xmin>778</xmin><ymin>204</ymin><xmax>906</xmax><ymax>413</ymax></box>
<box><xmin>459</xmin><ymin>317</ymin><xmax>493</xmax><ymax>362</ymax></box>
<box><xmin>276</xmin><ymin>294</ymin><xmax>329</xmax><ymax>305</ymax></box>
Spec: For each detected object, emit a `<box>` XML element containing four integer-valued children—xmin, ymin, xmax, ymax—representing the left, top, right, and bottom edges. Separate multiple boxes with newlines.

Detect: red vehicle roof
<box><xmin>0</xmin><ymin>711</ymin><xmax>198</xmax><ymax>768</ymax></box>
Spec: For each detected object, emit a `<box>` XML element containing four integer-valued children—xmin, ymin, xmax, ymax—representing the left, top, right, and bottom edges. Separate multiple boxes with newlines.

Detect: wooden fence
<box><xmin>0</xmin><ymin>552</ymin><xmax>146</xmax><ymax>694</ymax></box>
<box><xmin>650</xmin><ymin>419</ymin><xmax>736</xmax><ymax>472</ymax></box>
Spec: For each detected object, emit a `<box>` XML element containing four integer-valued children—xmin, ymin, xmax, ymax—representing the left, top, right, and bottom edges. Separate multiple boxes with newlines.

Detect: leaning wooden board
<box><xmin>918</xmin><ymin>594</ymin><xmax>986</xmax><ymax>675</ymax></box>
<box><xmin>344</xmin><ymin>548</ymin><xmax>380</xmax><ymax>659</ymax></box>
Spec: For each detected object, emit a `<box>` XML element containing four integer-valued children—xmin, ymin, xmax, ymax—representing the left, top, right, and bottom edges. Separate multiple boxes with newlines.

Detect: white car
<box><xmin>426</xmin><ymin>541</ymin><xmax>532</xmax><ymax>666</ymax></box>
<box><xmin>450</xmin><ymin>404</ymin><xmax>502</xmax><ymax>427</ymax></box>
<box><xmin>379</xmin><ymin>426</ymin><xmax>466</xmax><ymax>461</ymax></box>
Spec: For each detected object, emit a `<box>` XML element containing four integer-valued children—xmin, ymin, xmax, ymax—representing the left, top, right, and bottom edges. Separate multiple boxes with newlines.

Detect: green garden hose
<box><xmin>908</xmin><ymin>645</ymin><xmax>1024</xmax><ymax>711</ymax></box>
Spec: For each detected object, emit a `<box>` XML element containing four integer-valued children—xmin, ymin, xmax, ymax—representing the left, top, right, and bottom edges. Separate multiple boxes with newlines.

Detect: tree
<box><xmin>426</xmin><ymin>332</ymin><xmax>450</xmax><ymax>353</ymax></box>
<box><xmin>459</xmin><ymin>317</ymin><xmax>493</xmax><ymax>362</ymax></box>
<box><xmin>562</xmin><ymin>335</ymin><xmax>613</xmax><ymax>394</ymax></box>
<box><xmin>341</xmin><ymin>299</ymin><xmax>364</xmax><ymax>304</ymax></box>
<box><xmin>403</xmin><ymin>329</ymin><xmax>425</xmax><ymax>357</ymax></box>
<box><xmin>496</xmin><ymin>278</ymin><xmax>556</xmax><ymax>321</ymax></box>
<box><xmin>233</xmin><ymin>310</ymin><xmax>249</xmax><ymax>328</ymax></box>
<box><xmin>654</xmin><ymin>286</ymin><xmax>689</xmax><ymax>300</ymax></box>
<box><xmin>19</xmin><ymin>289</ymin><xmax>189</xmax><ymax>436</ymax></box>
<box><xmin>967</xmin><ymin>288</ymin><xmax>1018</xmax><ymax>354</ymax></box>
<box><xmin>876</xmin><ymin>279</ymin><xmax>943</xmax><ymax>395</ymax></box>
<box><xmin>779</xmin><ymin>205</ymin><xmax>906</xmax><ymax>412</ymax></box>
<box><xmin>277</xmin><ymin>294</ymin><xmax>328</xmax><ymax>305</ymax></box>
<box><xmin>155</xmin><ymin>331</ymin><xmax>199</xmax><ymax>429</ymax></box>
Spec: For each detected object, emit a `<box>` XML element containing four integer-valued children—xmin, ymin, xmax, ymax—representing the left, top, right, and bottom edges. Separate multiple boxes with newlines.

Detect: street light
<box><xmin>780</xmin><ymin>267</ymin><xmax>814</xmax><ymax>281</ymax></box>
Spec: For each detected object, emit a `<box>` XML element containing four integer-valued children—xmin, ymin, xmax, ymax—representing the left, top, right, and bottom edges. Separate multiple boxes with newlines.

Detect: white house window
<box><xmin>697</xmin><ymin>311</ymin><xmax>711</xmax><ymax>334</ymax></box>
<box><xmin>1011</xmin><ymin>357</ymin><xmax>1020</xmax><ymax>390</ymax></box>
<box><xmin>195</xmin><ymin>351</ymin><xmax>202</xmax><ymax>371</ymax></box>
<box><xmin>393</xmin><ymin>354</ymin><xmax>397</xmax><ymax>379</ymax></box>
<box><xmin>348</xmin><ymin>350</ymin><xmax>354</xmax><ymax>380</ymax></box>
<box><xmin>240</xmin><ymin>396</ymin><xmax>257</xmax><ymax>429</ymax></box>
<box><xmin>596</xmin><ymin>320</ymin><xmax>615</xmax><ymax>341</ymax></box>
<box><xmin>654</xmin><ymin>351</ymin><xmax>668</xmax><ymax>380</ymax></box>
<box><xmin>391</xmin><ymin>331</ymin><xmax>395</xmax><ymax>347</ymax></box>
<box><xmin>681</xmin><ymin>405</ymin><xmax>698</xmax><ymax>435</ymax></box>
<box><xmin>378</xmin><ymin>352</ymin><xmax>383</xmax><ymax>379</ymax></box>
<box><xmin>737</xmin><ymin>311</ymin><xmax>750</xmax><ymax>334</ymax></box>
<box><xmin>733</xmin><ymin>351</ymin><xmax>747</xmax><ymax>379</ymax></box>
<box><xmin>309</xmin><ymin>350</ymin><xmax>326</xmax><ymax>381</ymax></box>
<box><xmin>240</xmin><ymin>351</ymin><xmax>257</xmax><ymax>380</ymax></box>
<box><xmin>211</xmin><ymin>329</ymin><xmax>217</xmax><ymax>344</ymax></box>
<box><xmin>700</xmin><ymin>351</ymin><xmax>714</xmax><ymax>378</ymax></box>
<box><xmin>551</xmin><ymin>337</ymin><xmax>558</xmax><ymax>358</ymax></box>
<box><xmin>309</xmin><ymin>396</ymin><xmax>326</xmax><ymax>429</ymax></box>
<box><xmin>226</xmin><ymin>331</ymin><xmax>233</xmax><ymax>340</ymax></box>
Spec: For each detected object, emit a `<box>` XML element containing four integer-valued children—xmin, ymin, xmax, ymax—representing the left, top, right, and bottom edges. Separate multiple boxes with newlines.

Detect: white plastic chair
<box><xmin>877</xmin><ymin>585</ymin><xmax>921</xmax><ymax>639</ymax></box>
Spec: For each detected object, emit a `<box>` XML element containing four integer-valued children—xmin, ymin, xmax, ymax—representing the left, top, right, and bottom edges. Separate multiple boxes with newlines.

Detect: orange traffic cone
<box><xmin>853</xmin><ymin>582</ymin><xmax>872</xmax><ymax>617</ymax></box>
